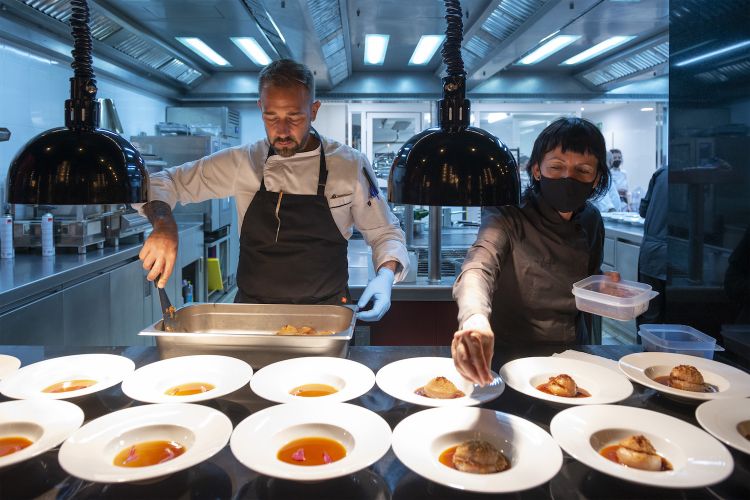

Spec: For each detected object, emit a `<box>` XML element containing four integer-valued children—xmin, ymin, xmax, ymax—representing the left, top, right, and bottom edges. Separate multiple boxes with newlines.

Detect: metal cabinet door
<box><xmin>110</xmin><ymin>259</ymin><xmax>146</xmax><ymax>346</ymax></box>
<box><xmin>0</xmin><ymin>293</ymin><xmax>64</xmax><ymax>345</ymax></box>
<box><xmin>63</xmin><ymin>273</ymin><xmax>111</xmax><ymax>345</ymax></box>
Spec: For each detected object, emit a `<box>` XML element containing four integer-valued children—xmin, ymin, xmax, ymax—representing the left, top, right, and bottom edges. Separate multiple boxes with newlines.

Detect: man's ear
<box><xmin>310</xmin><ymin>100</ymin><xmax>321</xmax><ymax>121</ymax></box>
<box><xmin>257</xmin><ymin>99</ymin><xmax>262</xmax><ymax>111</ymax></box>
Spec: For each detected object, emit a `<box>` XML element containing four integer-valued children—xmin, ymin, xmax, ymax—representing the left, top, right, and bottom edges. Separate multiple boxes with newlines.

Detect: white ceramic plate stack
<box><xmin>375</xmin><ymin>357</ymin><xmax>504</xmax><ymax>407</ymax></box>
<box><xmin>121</xmin><ymin>355</ymin><xmax>253</xmax><ymax>403</ymax></box>
<box><xmin>696</xmin><ymin>398</ymin><xmax>750</xmax><ymax>455</ymax></box>
<box><xmin>0</xmin><ymin>354</ymin><xmax>135</xmax><ymax>400</ymax></box>
<box><xmin>499</xmin><ymin>356</ymin><xmax>633</xmax><ymax>406</ymax></box>
<box><xmin>392</xmin><ymin>407</ymin><xmax>562</xmax><ymax>494</ymax></box>
<box><xmin>58</xmin><ymin>403</ymin><xmax>232</xmax><ymax>483</ymax></box>
<box><xmin>0</xmin><ymin>399</ymin><xmax>84</xmax><ymax>469</ymax></box>
<box><xmin>551</xmin><ymin>405</ymin><xmax>733</xmax><ymax>488</ymax></box>
<box><xmin>230</xmin><ymin>402</ymin><xmax>391</xmax><ymax>482</ymax></box>
<box><xmin>618</xmin><ymin>352</ymin><xmax>750</xmax><ymax>403</ymax></box>
<box><xmin>249</xmin><ymin>357</ymin><xmax>374</xmax><ymax>404</ymax></box>
<box><xmin>0</xmin><ymin>354</ymin><xmax>21</xmax><ymax>380</ymax></box>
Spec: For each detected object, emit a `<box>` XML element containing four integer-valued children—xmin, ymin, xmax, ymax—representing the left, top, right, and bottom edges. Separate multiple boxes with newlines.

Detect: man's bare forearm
<box><xmin>143</xmin><ymin>200</ymin><xmax>177</xmax><ymax>228</ymax></box>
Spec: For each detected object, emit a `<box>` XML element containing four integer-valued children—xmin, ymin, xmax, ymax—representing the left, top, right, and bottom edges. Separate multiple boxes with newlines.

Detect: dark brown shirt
<box><xmin>453</xmin><ymin>191</ymin><xmax>604</xmax><ymax>344</ymax></box>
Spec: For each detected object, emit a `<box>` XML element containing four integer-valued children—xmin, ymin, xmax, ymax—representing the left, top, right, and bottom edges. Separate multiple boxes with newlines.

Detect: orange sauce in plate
<box><xmin>42</xmin><ymin>379</ymin><xmax>97</xmax><ymax>393</ymax></box>
<box><xmin>535</xmin><ymin>383</ymin><xmax>591</xmax><ymax>398</ymax></box>
<box><xmin>439</xmin><ymin>445</ymin><xmax>458</xmax><ymax>469</ymax></box>
<box><xmin>599</xmin><ymin>444</ymin><xmax>673</xmax><ymax>471</ymax></box>
<box><xmin>0</xmin><ymin>436</ymin><xmax>33</xmax><ymax>457</ymax></box>
<box><xmin>653</xmin><ymin>376</ymin><xmax>717</xmax><ymax>393</ymax></box>
<box><xmin>165</xmin><ymin>382</ymin><xmax>215</xmax><ymax>396</ymax></box>
<box><xmin>289</xmin><ymin>383</ymin><xmax>339</xmax><ymax>397</ymax></box>
<box><xmin>113</xmin><ymin>440</ymin><xmax>186</xmax><ymax>468</ymax></box>
<box><xmin>277</xmin><ymin>437</ymin><xmax>346</xmax><ymax>466</ymax></box>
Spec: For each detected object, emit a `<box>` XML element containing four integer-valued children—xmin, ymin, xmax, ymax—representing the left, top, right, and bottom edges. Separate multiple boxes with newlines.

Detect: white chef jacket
<box><xmin>137</xmin><ymin>135</ymin><xmax>410</xmax><ymax>281</ymax></box>
<box><xmin>610</xmin><ymin>168</ymin><xmax>629</xmax><ymax>194</ymax></box>
<box><xmin>593</xmin><ymin>181</ymin><xmax>623</xmax><ymax>213</ymax></box>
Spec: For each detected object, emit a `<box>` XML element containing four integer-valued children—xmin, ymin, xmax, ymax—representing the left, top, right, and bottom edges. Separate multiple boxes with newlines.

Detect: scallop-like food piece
<box><xmin>615</xmin><ymin>435</ymin><xmax>663</xmax><ymax>471</ymax></box>
<box><xmin>421</xmin><ymin>376</ymin><xmax>465</xmax><ymax>399</ymax></box>
<box><xmin>546</xmin><ymin>374</ymin><xmax>578</xmax><ymax>397</ymax></box>
<box><xmin>669</xmin><ymin>364</ymin><xmax>706</xmax><ymax>392</ymax></box>
<box><xmin>453</xmin><ymin>440</ymin><xmax>509</xmax><ymax>474</ymax></box>
<box><xmin>276</xmin><ymin>325</ymin><xmax>299</xmax><ymax>335</ymax></box>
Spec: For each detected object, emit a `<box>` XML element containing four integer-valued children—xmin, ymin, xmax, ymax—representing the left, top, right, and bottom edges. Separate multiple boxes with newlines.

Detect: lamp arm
<box><xmin>441</xmin><ymin>0</ymin><xmax>465</xmax><ymax>78</ymax></box>
<box><xmin>66</xmin><ymin>0</ymin><xmax>99</xmax><ymax>130</ymax></box>
<box><xmin>438</xmin><ymin>0</ymin><xmax>470</xmax><ymax>131</ymax></box>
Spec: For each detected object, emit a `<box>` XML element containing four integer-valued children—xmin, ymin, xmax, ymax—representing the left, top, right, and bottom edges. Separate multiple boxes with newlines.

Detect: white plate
<box><xmin>551</xmin><ymin>404</ymin><xmax>733</xmax><ymax>488</ymax></box>
<box><xmin>230</xmin><ymin>402</ymin><xmax>391</xmax><ymax>482</ymax></box>
<box><xmin>58</xmin><ymin>403</ymin><xmax>232</xmax><ymax>483</ymax></box>
<box><xmin>0</xmin><ymin>354</ymin><xmax>21</xmax><ymax>380</ymax></box>
<box><xmin>392</xmin><ymin>407</ymin><xmax>562</xmax><ymax>493</ymax></box>
<box><xmin>619</xmin><ymin>352</ymin><xmax>750</xmax><ymax>402</ymax></box>
<box><xmin>375</xmin><ymin>357</ymin><xmax>504</xmax><ymax>407</ymax></box>
<box><xmin>250</xmin><ymin>357</ymin><xmax>374</xmax><ymax>404</ymax></box>
<box><xmin>696</xmin><ymin>398</ymin><xmax>750</xmax><ymax>455</ymax></box>
<box><xmin>0</xmin><ymin>399</ymin><xmax>84</xmax><ymax>469</ymax></box>
<box><xmin>0</xmin><ymin>354</ymin><xmax>135</xmax><ymax>400</ymax></box>
<box><xmin>499</xmin><ymin>357</ymin><xmax>633</xmax><ymax>405</ymax></box>
<box><xmin>121</xmin><ymin>355</ymin><xmax>253</xmax><ymax>404</ymax></box>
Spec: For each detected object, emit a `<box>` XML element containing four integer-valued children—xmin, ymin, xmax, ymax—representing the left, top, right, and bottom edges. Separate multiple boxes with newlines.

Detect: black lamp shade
<box><xmin>388</xmin><ymin>126</ymin><xmax>520</xmax><ymax>206</ymax></box>
<box><xmin>7</xmin><ymin>127</ymin><xmax>149</xmax><ymax>204</ymax></box>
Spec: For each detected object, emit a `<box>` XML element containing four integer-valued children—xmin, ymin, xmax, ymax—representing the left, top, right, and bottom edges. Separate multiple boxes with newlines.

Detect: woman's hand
<box><xmin>451</xmin><ymin>314</ymin><xmax>495</xmax><ymax>386</ymax></box>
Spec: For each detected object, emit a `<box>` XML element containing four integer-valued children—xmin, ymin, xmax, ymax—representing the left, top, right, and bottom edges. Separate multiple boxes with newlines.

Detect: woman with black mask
<box><xmin>451</xmin><ymin>117</ymin><xmax>613</xmax><ymax>386</ymax></box>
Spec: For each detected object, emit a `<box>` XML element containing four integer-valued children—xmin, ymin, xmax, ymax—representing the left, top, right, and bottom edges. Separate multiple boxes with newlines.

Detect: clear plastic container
<box><xmin>572</xmin><ymin>275</ymin><xmax>658</xmax><ymax>321</ymax></box>
<box><xmin>638</xmin><ymin>324</ymin><xmax>724</xmax><ymax>359</ymax></box>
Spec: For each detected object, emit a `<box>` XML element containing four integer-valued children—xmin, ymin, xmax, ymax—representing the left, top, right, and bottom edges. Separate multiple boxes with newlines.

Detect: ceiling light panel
<box><xmin>231</xmin><ymin>37</ymin><xmax>271</xmax><ymax>66</ymax></box>
<box><xmin>410</xmin><ymin>35</ymin><xmax>445</xmax><ymax>65</ymax></box>
<box><xmin>517</xmin><ymin>35</ymin><xmax>580</xmax><ymax>65</ymax></box>
<box><xmin>365</xmin><ymin>34</ymin><xmax>389</xmax><ymax>65</ymax></box>
<box><xmin>562</xmin><ymin>36</ymin><xmax>637</xmax><ymax>65</ymax></box>
<box><xmin>675</xmin><ymin>40</ymin><xmax>750</xmax><ymax>67</ymax></box>
<box><xmin>176</xmin><ymin>37</ymin><xmax>230</xmax><ymax>67</ymax></box>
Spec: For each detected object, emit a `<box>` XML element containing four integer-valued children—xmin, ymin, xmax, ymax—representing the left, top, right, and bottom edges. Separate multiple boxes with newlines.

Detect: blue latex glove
<box><xmin>357</xmin><ymin>267</ymin><xmax>395</xmax><ymax>322</ymax></box>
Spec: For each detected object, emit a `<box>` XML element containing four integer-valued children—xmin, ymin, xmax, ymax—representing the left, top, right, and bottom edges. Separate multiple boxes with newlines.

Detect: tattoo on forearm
<box><xmin>143</xmin><ymin>200</ymin><xmax>174</xmax><ymax>225</ymax></box>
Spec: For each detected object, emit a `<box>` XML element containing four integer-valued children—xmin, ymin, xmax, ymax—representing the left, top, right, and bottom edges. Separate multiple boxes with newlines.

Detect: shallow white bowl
<box><xmin>121</xmin><ymin>355</ymin><xmax>253</xmax><ymax>404</ymax></box>
<box><xmin>250</xmin><ymin>357</ymin><xmax>374</xmax><ymax>404</ymax></box>
<box><xmin>0</xmin><ymin>399</ymin><xmax>84</xmax><ymax>469</ymax></box>
<box><xmin>551</xmin><ymin>404</ymin><xmax>733</xmax><ymax>488</ymax></box>
<box><xmin>696</xmin><ymin>398</ymin><xmax>750</xmax><ymax>455</ymax></box>
<box><xmin>230</xmin><ymin>402</ymin><xmax>391</xmax><ymax>482</ymax></box>
<box><xmin>0</xmin><ymin>354</ymin><xmax>21</xmax><ymax>380</ymax></box>
<box><xmin>392</xmin><ymin>406</ymin><xmax>562</xmax><ymax>494</ymax></box>
<box><xmin>619</xmin><ymin>351</ymin><xmax>750</xmax><ymax>403</ymax></box>
<box><xmin>499</xmin><ymin>356</ymin><xmax>633</xmax><ymax>405</ymax></box>
<box><xmin>58</xmin><ymin>403</ymin><xmax>232</xmax><ymax>483</ymax></box>
<box><xmin>0</xmin><ymin>354</ymin><xmax>135</xmax><ymax>400</ymax></box>
<box><xmin>375</xmin><ymin>357</ymin><xmax>504</xmax><ymax>407</ymax></box>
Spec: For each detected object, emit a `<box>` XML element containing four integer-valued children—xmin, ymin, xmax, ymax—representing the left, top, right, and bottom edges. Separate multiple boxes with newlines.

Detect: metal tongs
<box><xmin>155</xmin><ymin>276</ymin><xmax>182</xmax><ymax>332</ymax></box>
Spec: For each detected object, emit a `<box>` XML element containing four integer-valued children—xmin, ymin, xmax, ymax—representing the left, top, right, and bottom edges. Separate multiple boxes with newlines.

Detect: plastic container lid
<box><xmin>638</xmin><ymin>324</ymin><xmax>724</xmax><ymax>352</ymax></box>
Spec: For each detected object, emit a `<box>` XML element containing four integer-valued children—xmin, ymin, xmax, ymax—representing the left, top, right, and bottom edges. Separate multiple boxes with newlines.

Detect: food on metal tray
<box><xmin>439</xmin><ymin>439</ymin><xmax>510</xmax><ymax>474</ymax></box>
<box><xmin>113</xmin><ymin>440</ymin><xmax>186</xmax><ymax>468</ymax></box>
<box><xmin>276</xmin><ymin>324</ymin><xmax>335</xmax><ymax>336</ymax></box>
<box><xmin>277</xmin><ymin>437</ymin><xmax>346</xmax><ymax>466</ymax></box>
<box><xmin>165</xmin><ymin>382</ymin><xmax>215</xmax><ymax>396</ymax></box>
<box><xmin>653</xmin><ymin>364</ymin><xmax>716</xmax><ymax>393</ymax></box>
<box><xmin>536</xmin><ymin>374</ymin><xmax>590</xmax><ymax>398</ymax></box>
<box><xmin>415</xmin><ymin>376</ymin><xmax>465</xmax><ymax>399</ymax></box>
<box><xmin>289</xmin><ymin>383</ymin><xmax>339</xmax><ymax>397</ymax></box>
<box><xmin>42</xmin><ymin>379</ymin><xmax>97</xmax><ymax>393</ymax></box>
<box><xmin>600</xmin><ymin>435</ymin><xmax>672</xmax><ymax>471</ymax></box>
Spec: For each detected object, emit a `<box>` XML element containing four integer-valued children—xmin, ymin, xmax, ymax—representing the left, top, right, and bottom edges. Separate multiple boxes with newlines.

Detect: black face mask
<box><xmin>539</xmin><ymin>175</ymin><xmax>594</xmax><ymax>213</ymax></box>
<box><xmin>612</xmin><ymin>160</ymin><xmax>622</xmax><ymax>168</ymax></box>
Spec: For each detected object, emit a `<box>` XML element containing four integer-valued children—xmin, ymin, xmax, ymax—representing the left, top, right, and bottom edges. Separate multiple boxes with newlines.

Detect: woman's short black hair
<box><xmin>524</xmin><ymin>117</ymin><xmax>610</xmax><ymax>201</ymax></box>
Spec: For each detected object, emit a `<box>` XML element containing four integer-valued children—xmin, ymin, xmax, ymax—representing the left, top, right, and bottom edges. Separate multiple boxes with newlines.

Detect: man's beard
<box><xmin>272</xmin><ymin>132</ymin><xmax>309</xmax><ymax>158</ymax></box>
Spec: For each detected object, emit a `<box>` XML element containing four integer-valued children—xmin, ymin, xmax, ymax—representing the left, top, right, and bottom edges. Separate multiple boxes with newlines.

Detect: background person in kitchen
<box><xmin>451</xmin><ymin>117</ymin><xmax>613</xmax><ymax>385</ymax></box>
<box><xmin>137</xmin><ymin>59</ymin><xmax>409</xmax><ymax>321</ymax></box>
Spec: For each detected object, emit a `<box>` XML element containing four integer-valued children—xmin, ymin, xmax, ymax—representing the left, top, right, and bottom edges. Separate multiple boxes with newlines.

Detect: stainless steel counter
<box><xmin>604</xmin><ymin>221</ymin><xmax>644</xmax><ymax>245</ymax></box>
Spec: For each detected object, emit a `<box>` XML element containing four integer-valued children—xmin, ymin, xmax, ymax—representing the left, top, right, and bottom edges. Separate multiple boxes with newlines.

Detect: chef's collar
<box><xmin>266</xmin><ymin>130</ymin><xmax>324</xmax><ymax>161</ymax></box>
<box><xmin>532</xmin><ymin>190</ymin><xmax>587</xmax><ymax>224</ymax></box>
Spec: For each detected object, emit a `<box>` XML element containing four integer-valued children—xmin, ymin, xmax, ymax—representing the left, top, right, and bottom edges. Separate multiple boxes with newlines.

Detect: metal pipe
<box><xmin>428</xmin><ymin>206</ymin><xmax>442</xmax><ymax>283</ymax></box>
<box><xmin>404</xmin><ymin>204</ymin><xmax>414</xmax><ymax>248</ymax></box>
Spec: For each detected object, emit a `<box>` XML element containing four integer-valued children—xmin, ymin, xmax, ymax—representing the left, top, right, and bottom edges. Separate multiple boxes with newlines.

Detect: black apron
<box><xmin>235</xmin><ymin>136</ymin><xmax>350</xmax><ymax>305</ymax></box>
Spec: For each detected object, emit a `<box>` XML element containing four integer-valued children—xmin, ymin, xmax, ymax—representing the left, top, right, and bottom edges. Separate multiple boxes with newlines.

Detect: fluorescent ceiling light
<box><xmin>365</xmin><ymin>34</ymin><xmax>390</xmax><ymax>65</ymax></box>
<box><xmin>675</xmin><ymin>40</ymin><xmax>750</xmax><ymax>67</ymax></box>
<box><xmin>641</xmin><ymin>107</ymin><xmax>654</xmax><ymax>111</ymax></box>
<box><xmin>176</xmin><ymin>37</ymin><xmax>230</xmax><ymax>66</ymax></box>
<box><xmin>267</xmin><ymin>16</ymin><xmax>286</xmax><ymax>44</ymax></box>
<box><xmin>409</xmin><ymin>35</ymin><xmax>445</xmax><ymax>65</ymax></box>
<box><xmin>561</xmin><ymin>36</ymin><xmax>637</xmax><ymax>65</ymax></box>
<box><xmin>231</xmin><ymin>37</ymin><xmax>272</xmax><ymax>66</ymax></box>
<box><xmin>487</xmin><ymin>112</ymin><xmax>510</xmax><ymax>123</ymax></box>
<box><xmin>518</xmin><ymin>35</ymin><xmax>580</xmax><ymax>65</ymax></box>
